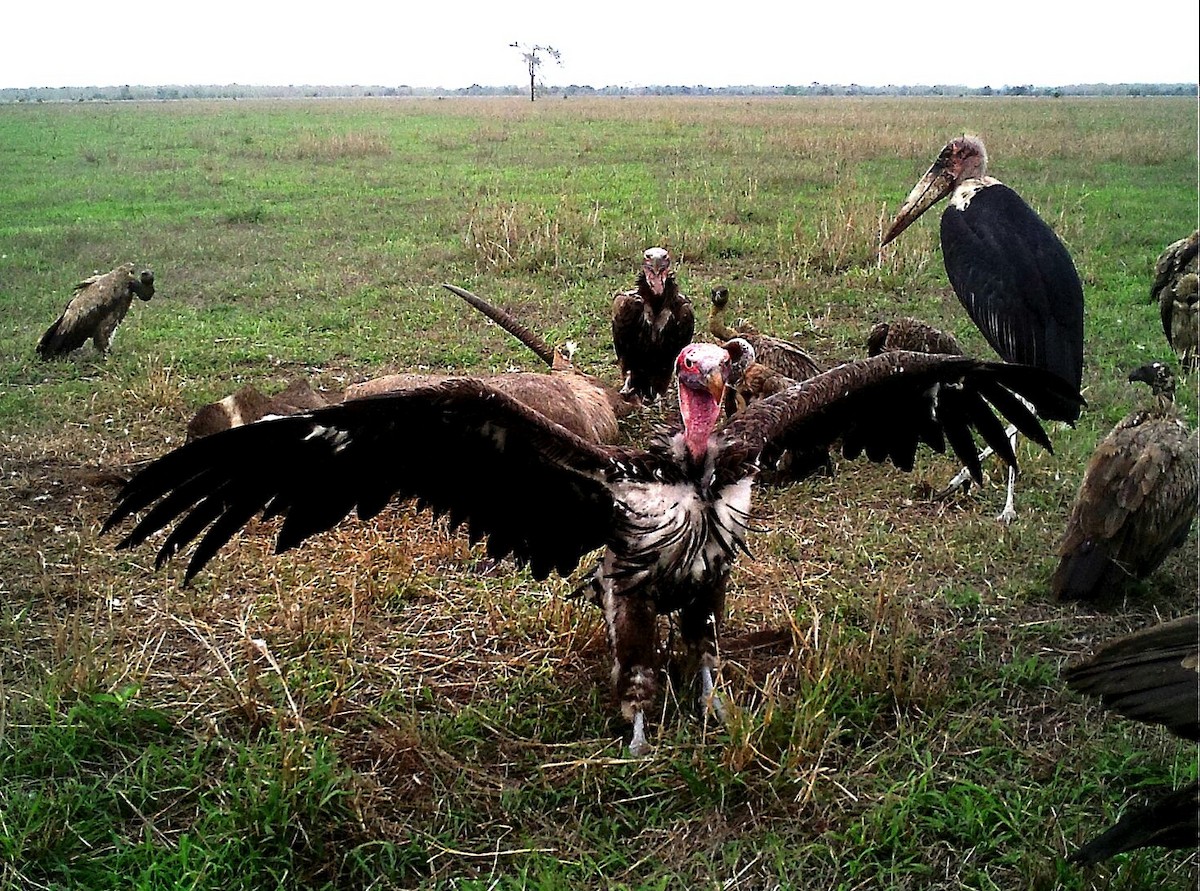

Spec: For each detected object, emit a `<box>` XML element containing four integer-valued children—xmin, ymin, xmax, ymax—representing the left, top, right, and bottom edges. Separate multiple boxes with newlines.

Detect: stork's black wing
<box><xmin>1064</xmin><ymin>614</ymin><xmax>1199</xmax><ymax>741</ymax></box>
<box><xmin>940</xmin><ymin>184</ymin><xmax>1085</xmax><ymax>400</ymax></box>
<box><xmin>719</xmin><ymin>351</ymin><xmax>1084</xmax><ymax>481</ymax></box>
<box><xmin>104</xmin><ymin>379</ymin><xmax>626</xmax><ymax>583</ymax></box>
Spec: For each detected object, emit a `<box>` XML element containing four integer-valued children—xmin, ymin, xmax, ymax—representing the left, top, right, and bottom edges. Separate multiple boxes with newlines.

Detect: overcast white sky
<box><xmin>5</xmin><ymin>1</ymin><xmax>1198</xmax><ymax>90</ymax></box>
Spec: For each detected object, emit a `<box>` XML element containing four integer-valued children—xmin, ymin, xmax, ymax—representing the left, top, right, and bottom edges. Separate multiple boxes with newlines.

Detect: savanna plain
<box><xmin>0</xmin><ymin>95</ymin><xmax>1196</xmax><ymax>890</ymax></box>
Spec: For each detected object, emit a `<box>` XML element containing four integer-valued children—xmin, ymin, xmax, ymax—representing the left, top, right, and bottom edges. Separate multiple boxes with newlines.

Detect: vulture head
<box><xmin>132</xmin><ymin>269</ymin><xmax>156</xmax><ymax>301</ymax></box>
<box><xmin>675</xmin><ymin>339</ymin><xmax>753</xmax><ymax>461</ymax></box>
<box><xmin>882</xmin><ymin>134</ymin><xmax>988</xmax><ymax>246</ymax></box>
<box><xmin>642</xmin><ymin>247</ymin><xmax>672</xmax><ymax>296</ymax></box>
<box><xmin>1128</xmin><ymin>361</ymin><xmax>1177</xmax><ymax>400</ymax></box>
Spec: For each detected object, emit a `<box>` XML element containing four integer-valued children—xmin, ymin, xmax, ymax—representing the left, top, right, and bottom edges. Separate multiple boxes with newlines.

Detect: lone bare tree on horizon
<box><xmin>509</xmin><ymin>42</ymin><xmax>561</xmax><ymax>102</ymax></box>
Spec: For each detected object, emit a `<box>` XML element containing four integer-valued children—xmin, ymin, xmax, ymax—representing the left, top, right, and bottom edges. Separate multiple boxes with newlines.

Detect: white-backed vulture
<box><xmin>37</xmin><ymin>263</ymin><xmax>157</xmax><ymax>359</ymax></box>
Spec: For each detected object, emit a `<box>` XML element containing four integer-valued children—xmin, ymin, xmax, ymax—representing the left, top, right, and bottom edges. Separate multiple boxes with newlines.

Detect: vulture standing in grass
<box><xmin>104</xmin><ymin>342</ymin><xmax>1082</xmax><ymax>755</ymax></box>
<box><xmin>1151</xmin><ymin>231</ymin><xmax>1198</xmax><ymax>370</ymax></box>
<box><xmin>866</xmin><ymin>317</ymin><xmax>962</xmax><ymax>358</ymax></box>
<box><xmin>1050</xmin><ymin>362</ymin><xmax>1198</xmax><ymax>603</ymax></box>
<box><xmin>881</xmin><ymin>135</ymin><xmax>1085</xmax><ymax>521</ymax></box>
<box><xmin>37</xmin><ymin>263</ymin><xmax>157</xmax><ymax>359</ymax></box>
<box><xmin>611</xmin><ymin>248</ymin><xmax>695</xmax><ymax>402</ymax></box>
<box><xmin>1063</xmin><ymin>614</ymin><xmax>1199</xmax><ymax>865</ymax></box>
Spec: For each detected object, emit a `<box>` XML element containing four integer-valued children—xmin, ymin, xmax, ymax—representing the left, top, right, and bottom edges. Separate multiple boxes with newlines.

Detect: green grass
<box><xmin>0</xmin><ymin>96</ymin><xmax>1196</xmax><ymax>889</ymax></box>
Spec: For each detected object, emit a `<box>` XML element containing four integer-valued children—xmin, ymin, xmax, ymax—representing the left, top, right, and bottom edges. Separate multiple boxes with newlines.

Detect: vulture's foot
<box><xmin>699</xmin><ymin>666</ymin><xmax>729</xmax><ymax>725</ymax></box>
<box><xmin>996</xmin><ymin>504</ymin><xmax>1018</xmax><ymax>524</ymax></box>
<box><xmin>628</xmin><ymin>710</ymin><xmax>651</xmax><ymax>757</ymax></box>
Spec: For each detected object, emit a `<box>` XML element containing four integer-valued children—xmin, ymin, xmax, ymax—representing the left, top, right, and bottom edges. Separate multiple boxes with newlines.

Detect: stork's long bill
<box><xmin>675</xmin><ymin>343</ymin><xmax>731</xmax><ymax>461</ymax></box>
<box><xmin>881</xmin><ymin>135</ymin><xmax>989</xmax><ymax>247</ymax></box>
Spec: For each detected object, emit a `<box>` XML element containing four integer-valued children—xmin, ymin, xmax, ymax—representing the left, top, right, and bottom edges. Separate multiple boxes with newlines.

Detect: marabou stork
<box><xmin>1050</xmin><ymin>362</ymin><xmax>1198</xmax><ymax>603</ymax></box>
<box><xmin>103</xmin><ymin>342</ymin><xmax>1082</xmax><ymax>755</ymax></box>
<box><xmin>1063</xmin><ymin>614</ymin><xmax>1199</xmax><ymax>864</ymax></box>
<box><xmin>37</xmin><ymin>263</ymin><xmax>157</xmax><ymax>359</ymax></box>
<box><xmin>881</xmin><ymin>135</ymin><xmax>1085</xmax><ymax>521</ymax></box>
<box><xmin>611</xmin><ymin>248</ymin><xmax>695</xmax><ymax>403</ymax></box>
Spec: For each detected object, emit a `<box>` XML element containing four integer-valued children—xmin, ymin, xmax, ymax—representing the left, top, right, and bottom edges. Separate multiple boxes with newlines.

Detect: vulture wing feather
<box><xmin>721</xmin><ymin>351</ymin><xmax>1081</xmax><ymax>480</ymax></box>
<box><xmin>106</xmin><ymin>378</ymin><xmax>623</xmax><ymax>582</ymax></box>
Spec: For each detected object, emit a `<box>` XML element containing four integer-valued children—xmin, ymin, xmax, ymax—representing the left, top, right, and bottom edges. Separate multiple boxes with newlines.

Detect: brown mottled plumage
<box><xmin>611</xmin><ymin>248</ymin><xmax>695</xmax><ymax>402</ymax></box>
<box><xmin>866</xmin><ymin>317</ymin><xmax>962</xmax><ymax>357</ymax></box>
<box><xmin>708</xmin><ymin>286</ymin><xmax>823</xmax><ymax>384</ymax></box>
<box><xmin>1064</xmin><ymin>614</ymin><xmax>1199</xmax><ymax>864</ymax></box>
<box><xmin>1152</xmin><ymin>231</ymin><xmax>1198</xmax><ymax>369</ymax></box>
<box><xmin>104</xmin><ymin>345</ymin><xmax>1081</xmax><ymax>755</ymax></box>
<box><xmin>37</xmin><ymin>263</ymin><xmax>156</xmax><ymax>358</ymax></box>
<box><xmin>1050</xmin><ymin>362</ymin><xmax>1198</xmax><ymax>602</ymax></box>
<box><xmin>187</xmin><ymin>380</ymin><xmax>338</xmax><ymax>441</ymax></box>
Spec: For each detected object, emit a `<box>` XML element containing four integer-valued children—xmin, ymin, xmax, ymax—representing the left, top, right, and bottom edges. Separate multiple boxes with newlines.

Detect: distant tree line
<box><xmin>1</xmin><ymin>81</ymin><xmax>1194</xmax><ymax>104</ymax></box>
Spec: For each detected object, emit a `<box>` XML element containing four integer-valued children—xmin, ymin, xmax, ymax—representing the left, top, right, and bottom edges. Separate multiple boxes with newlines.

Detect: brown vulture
<box><xmin>866</xmin><ymin>318</ymin><xmax>962</xmax><ymax>358</ymax></box>
<box><xmin>37</xmin><ymin>263</ymin><xmax>157</xmax><ymax>359</ymax></box>
<box><xmin>882</xmin><ymin>135</ymin><xmax>1085</xmax><ymax>522</ymax></box>
<box><xmin>1151</xmin><ymin>231</ymin><xmax>1198</xmax><ymax>370</ymax></box>
<box><xmin>103</xmin><ymin>342</ymin><xmax>1082</xmax><ymax>755</ymax></box>
<box><xmin>1050</xmin><ymin>362</ymin><xmax>1198</xmax><ymax>603</ymax></box>
<box><xmin>611</xmin><ymin>248</ymin><xmax>695</xmax><ymax>403</ymax></box>
<box><xmin>708</xmin><ymin>286</ymin><xmax>824</xmax><ymax>387</ymax></box>
<box><xmin>1063</xmin><ymin>614</ymin><xmax>1199</xmax><ymax>864</ymax></box>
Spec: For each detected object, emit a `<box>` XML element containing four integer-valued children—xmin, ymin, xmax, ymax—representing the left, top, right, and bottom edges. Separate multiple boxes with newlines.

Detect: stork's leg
<box><xmin>996</xmin><ymin>427</ymin><xmax>1020</xmax><ymax>523</ymax></box>
<box><xmin>935</xmin><ymin>423</ymin><xmax>1020</xmax><ymax>512</ymax></box>
<box><xmin>602</xmin><ymin>586</ymin><xmax>659</xmax><ymax>757</ymax></box>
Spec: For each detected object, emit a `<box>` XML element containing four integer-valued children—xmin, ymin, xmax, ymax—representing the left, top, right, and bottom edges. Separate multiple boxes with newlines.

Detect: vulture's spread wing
<box><xmin>720</xmin><ymin>351</ymin><xmax>1084</xmax><ymax>480</ymax></box>
<box><xmin>106</xmin><ymin>378</ymin><xmax>625</xmax><ymax>582</ymax></box>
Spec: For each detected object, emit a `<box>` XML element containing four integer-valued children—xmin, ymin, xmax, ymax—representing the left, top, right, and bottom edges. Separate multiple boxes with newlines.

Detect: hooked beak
<box><xmin>881</xmin><ymin>160</ymin><xmax>957</xmax><ymax>247</ymax></box>
<box><xmin>645</xmin><ymin>258</ymin><xmax>670</xmax><ymax>295</ymax></box>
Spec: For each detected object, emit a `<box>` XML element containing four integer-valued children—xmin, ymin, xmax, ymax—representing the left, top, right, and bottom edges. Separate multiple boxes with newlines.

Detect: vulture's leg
<box><xmin>93</xmin><ymin>314</ymin><xmax>119</xmax><ymax>354</ymax></box>
<box><xmin>680</xmin><ymin>597</ymin><xmax>727</xmax><ymax>724</ymax></box>
<box><xmin>602</xmin><ymin>586</ymin><xmax>659</xmax><ymax>757</ymax></box>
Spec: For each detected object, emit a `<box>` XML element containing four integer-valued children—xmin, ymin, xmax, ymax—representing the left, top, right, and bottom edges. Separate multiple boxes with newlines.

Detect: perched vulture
<box><xmin>611</xmin><ymin>248</ymin><xmax>695</xmax><ymax>403</ymax></box>
<box><xmin>1063</xmin><ymin>614</ymin><xmax>1199</xmax><ymax>864</ymax></box>
<box><xmin>37</xmin><ymin>263</ymin><xmax>157</xmax><ymax>359</ymax></box>
<box><xmin>103</xmin><ymin>342</ymin><xmax>1082</xmax><ymax>755</ymax></box>
<box><xmin>866</xmin><ymin>318</ymin><xmax>962</xmax><ymax>358</ymax></box>
<box><xmin>187</xmin><ymin>379</ymin><xmax>337</xmax><ymax>441</ymax></box>
<box><xmin>882</xmin><ymin>135</ymin><xmax>1085</xmax><ymax>521</ymax></box>
<box><xmin>1050</xmin><ymin>362</ymin><xmax>1198</xmax><ymax>603</ymax></box>
<box><xmin>1151</xmin><ymin>231</ymin><xmax>1198</xmax><ymax>370</ymax></box>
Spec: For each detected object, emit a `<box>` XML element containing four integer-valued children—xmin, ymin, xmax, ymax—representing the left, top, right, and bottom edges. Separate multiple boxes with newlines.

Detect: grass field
<box><xmin>0</xmin><ymin>96</ymin><xmax>1196</xmax><ymax>890</ymax></box>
